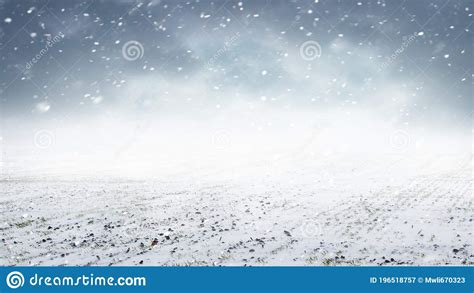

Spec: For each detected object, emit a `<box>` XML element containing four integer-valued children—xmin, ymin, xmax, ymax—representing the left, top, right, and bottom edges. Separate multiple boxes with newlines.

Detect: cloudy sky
<box><xmin>0</xmin><ymin>0</ymin><xmax>472</xmax><ymax>174</ymax></box>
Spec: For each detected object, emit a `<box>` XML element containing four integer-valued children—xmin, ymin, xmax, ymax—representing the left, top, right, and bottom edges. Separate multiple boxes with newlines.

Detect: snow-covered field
<box><xmin>0</xmin><ymin>0</ymin><xmax>471</xmax><ymax>271</ymax></box>
<box><xmin>1</xmin><ymin>151</ymin><xmax>472</xmax><ymax>266</ymax></box>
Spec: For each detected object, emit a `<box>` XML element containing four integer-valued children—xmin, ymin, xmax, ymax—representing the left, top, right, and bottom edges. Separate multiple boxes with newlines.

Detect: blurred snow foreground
<box><xmin>0</xmin><ymin>114</ymin><xmax>472</xmax><ymax>266</ymax></box>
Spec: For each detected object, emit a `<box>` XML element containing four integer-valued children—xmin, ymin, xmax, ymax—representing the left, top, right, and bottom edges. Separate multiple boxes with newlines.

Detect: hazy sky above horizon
<box><xmin>0</xmin><ymin>0</ymin><xmax>472</xmax><ymax>129</ymax></box>
<box><xmin>0</xmin><ymin>0</ymin><xmax>472</xmax><ymax>177</ymax></box>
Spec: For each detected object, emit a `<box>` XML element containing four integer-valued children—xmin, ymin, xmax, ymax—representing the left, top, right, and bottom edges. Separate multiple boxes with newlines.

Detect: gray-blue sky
<box><xmin>0</xmin><ymin>0</ymin><xmax>472</xmax><ymax>127</ymax></box>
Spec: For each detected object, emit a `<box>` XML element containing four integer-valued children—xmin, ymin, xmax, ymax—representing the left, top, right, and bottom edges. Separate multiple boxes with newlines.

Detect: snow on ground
<box><xmin>0</xmin><ymin>152</ymin><xmax>472</xmax><ymax>266</ymax></box>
